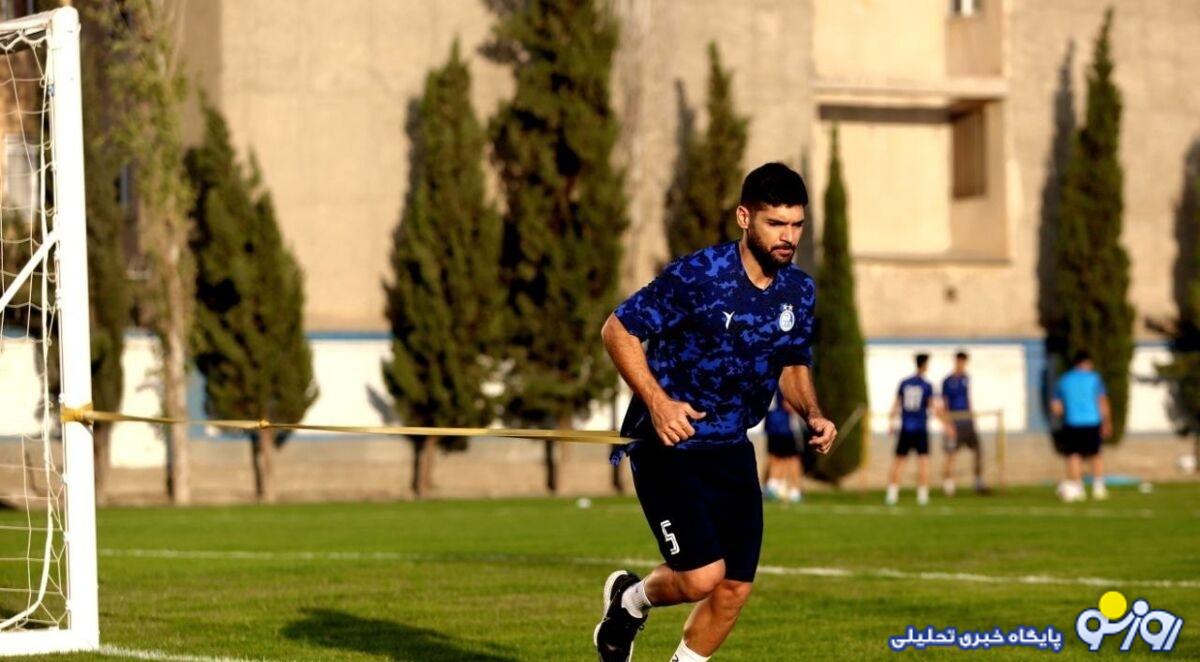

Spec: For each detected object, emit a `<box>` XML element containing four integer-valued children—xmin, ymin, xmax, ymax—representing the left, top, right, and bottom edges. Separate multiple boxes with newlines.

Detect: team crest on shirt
<box><xmin>779</xmin><ymin>304</ymin><xmax>795</xmax><ymax>332</ymax></box>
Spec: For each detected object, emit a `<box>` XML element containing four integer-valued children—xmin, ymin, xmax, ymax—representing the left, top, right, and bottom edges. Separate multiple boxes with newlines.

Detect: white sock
<box><xmin>671</xmin><ymin>640</ymin><xmax>710</xmax><ymax>662</ymax></box>
<box><xmin>943</xmin><ymin>478</ymin><xmax>956</xmax><ymax>496</ymax></box>
<box><xmin>885</xmin><ymin>484</ymin><xmax>899</xmax><ymax>504</ymax></box>
<box><xmin>620</xmin><ymin>580</ymin><xmax>652</xmax><ymax>618</ymax></box>
<box><xmin>917</xmin><ymin>485</ymin><xmax>929</xmax><ymax>504</ymax></box>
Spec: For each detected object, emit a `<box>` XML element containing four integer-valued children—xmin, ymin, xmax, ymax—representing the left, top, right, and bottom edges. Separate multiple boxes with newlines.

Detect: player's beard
<box><xmin>746</xmin><ymin>223</ymin><xmax>795</xmax><ymax>272</ymax></box>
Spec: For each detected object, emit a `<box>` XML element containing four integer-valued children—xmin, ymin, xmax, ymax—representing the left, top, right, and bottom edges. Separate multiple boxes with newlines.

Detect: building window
<box><xmin>3</xmin><ymin>134</ymin><xmax>38</xmax><ymax>223</ymax></box>
<box><xmin>952</xmin><ymin>107</ymin><xmax>986</xmax><ymax>198</ymax></box>
<box><xmin>950</xmin><ymin>0</ymin><xmax>983</xmax><ymax>18</ymax></box>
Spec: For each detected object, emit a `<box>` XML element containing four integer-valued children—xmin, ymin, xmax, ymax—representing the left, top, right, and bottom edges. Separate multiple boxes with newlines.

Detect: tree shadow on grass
<box><xmin>281</xmin><ymin>608</ymin><xmax>519</xmax><ymax>661</ymax></box>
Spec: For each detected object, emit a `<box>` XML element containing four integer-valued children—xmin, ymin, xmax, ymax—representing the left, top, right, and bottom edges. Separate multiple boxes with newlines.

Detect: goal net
<box><xmin>0</xmin><ymin>7</ymin><xmax>97</xmax><ymax>655</ymax></box>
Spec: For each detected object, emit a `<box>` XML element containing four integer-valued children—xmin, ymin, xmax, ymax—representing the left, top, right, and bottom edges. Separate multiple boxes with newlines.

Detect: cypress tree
<box><xmin>1046</xmin><ymin>9</ymin><xmax>1134</xmax><ymax>442</ymax></box>
<box><xmin>91</xmin><ymin>0</ymin><xmax>195</xmax><ymax>503</ymax></box>
<box><xmin>485</xmin><ymin>0</ymin><xmax>628</xmax><ymax>492</ymax></box>
<box><xmin>811</xmin><ymin>127</ymin><xmax>868</xmax><ymax>484</ymax></box>
<box><xmin>80</xmin><ymin>4</ymin><xmax>131</xmax><ymax>503</ymax></box>
<box><xmin>666</xmin><ymin>42</ymin><xmax>749</xmax><ymax>257</ymax></box>
<box><xmin>382</xmin><ymin>43</ymin><xmax>502</xmax><ymax>498</ymax></box>
<box><xmin>1157</xmin><ymin>144</ymin><xmax>1200</xmax><ymax>473</ymax></box>
<box><xmin>186</xmin><ymin>104</ymin><xmax>317</xmax><ymax>503</ymax></box>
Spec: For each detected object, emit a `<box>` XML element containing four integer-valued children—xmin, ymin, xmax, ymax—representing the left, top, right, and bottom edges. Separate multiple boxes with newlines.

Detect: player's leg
<box><xmin>595</xmin><ymin>443</ymin><xmax>723</xmax><ymax>661</ymax></box>
<box><xmin>679</xmin><ymin>579</ymin><xmax>753</xmax><ymax>657</ymax></box>
<box><xmin>641</xmin><ymin>559</ymin><xmax>726</xmax><ymax>607</ymax></box>
<box><xmin>676</xmin><ymin>442</ymin><xmax>763</xmax><ymax>659</ymax></box>
<box><xmin>764</xmin><ymin>452</ymin><xmax>783</xmax><ymax>500</ymax></box>
<box><xmin>942</xmin><ymin>447</ymin><xmax>957</xmax><ymax>496</ymax></box>
<box><xmin>1087</xmin><ymin>429</ymin><xmax>1106</xmax><ymax>499</ymax></box>
<box><xmin>887</xmin><ymin>433</ymin><xmax>910</xmax><ymax>504</ymax></box>
<box><xmin>784</xmin><ymin>456</ymin><xmax>802</xmax><ymax>502</ymax></box>
<box><xmin>917</xmin><ymin>455</ymin><xmax>931</xmax><ymax>505</ymax></box>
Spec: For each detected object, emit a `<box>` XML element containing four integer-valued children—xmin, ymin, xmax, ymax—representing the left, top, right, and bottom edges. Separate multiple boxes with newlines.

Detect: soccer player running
<box><xmin>1050</xmin><ymin>350</ymin><xmax>1111</xmax><ymax>502</ymax></box>
<box><xmin>941</xmin><ymin>350</ymin><xmax>987</xmax><ymax>495</ymax></box>
<box><xmin>885</xmin><ymin>353</ymin><xmax>953</xmax><ymax>506</ymax></box>
<box><xmin>593</xmin><ymin>163</ymin><xmax>836</xmax><ymax>662</ymax></box>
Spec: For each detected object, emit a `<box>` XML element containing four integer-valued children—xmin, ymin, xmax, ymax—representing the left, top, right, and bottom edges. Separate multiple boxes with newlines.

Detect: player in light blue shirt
<box><xmin>1051</xmin><ymin>350</ymin><xmax>1111</xmax><ymax>501</ymax></box>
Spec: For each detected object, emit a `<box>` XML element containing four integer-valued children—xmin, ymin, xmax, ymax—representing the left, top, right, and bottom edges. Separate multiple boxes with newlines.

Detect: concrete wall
<box><xmin>176</xmin><ymin>0</ymin><xmax>814</xmax><ymax>329</ymax></box>
<box><xmin>170</xmin><ymin>0</ymin><xmax>1200</xmax><ymax>340</ymax></box>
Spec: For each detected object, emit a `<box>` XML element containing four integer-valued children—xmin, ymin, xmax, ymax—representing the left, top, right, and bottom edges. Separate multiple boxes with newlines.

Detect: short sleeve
<box><xmin>613</xmin><ymin>267</ymin><xmax>689</xmax><ymax>340</ymax></box>
<box><xmin>778</xmin><ymin>279</ymin><xmax>816</xmax><ymax>367</ymax></box>
<box><xmin>1094</xmin><ymin>374</ymin><xmax>1107</xmax><ymax>397</ymax></box>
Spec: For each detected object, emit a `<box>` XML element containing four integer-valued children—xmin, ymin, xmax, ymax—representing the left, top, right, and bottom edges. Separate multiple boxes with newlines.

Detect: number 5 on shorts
<box><xmin>660</xmin><ymin>520</ymin><xmax>680</xmax><ymax>555</ymax></box>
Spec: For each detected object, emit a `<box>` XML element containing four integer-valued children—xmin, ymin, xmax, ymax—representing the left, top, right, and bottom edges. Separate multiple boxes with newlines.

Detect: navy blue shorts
<box><xmin>895</xmin><ymin>429</ymin><xmax>929</xmax><ymax>456</ymax></box>
<box><xmin>629</xmin><ymin>441</ymin><xmax>763</xmax><ymax>583</ymax></box>
<box><xmin>767</xmin><ymin>433</ymin><xmax>800</xmax><ymax>458</ymax></box>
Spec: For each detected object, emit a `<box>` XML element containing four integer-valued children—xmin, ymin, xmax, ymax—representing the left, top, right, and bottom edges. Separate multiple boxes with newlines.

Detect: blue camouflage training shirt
<box><xmin>612</xmin><ymin>241</ymin><xmax>816</xmax><ymax>458</ymax></box>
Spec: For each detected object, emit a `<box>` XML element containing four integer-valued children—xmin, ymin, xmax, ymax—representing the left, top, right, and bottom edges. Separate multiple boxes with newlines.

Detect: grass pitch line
<box><xmin>814</xmin><ymin>504</ymin><xmax>1161</xmax><ymax>519</ymax></box>
<box><xmin>99</xmin><ymin>548</ymin><xmax>1200</xmax><ymax>590</ymax></box>
<box><xmin>98</xmin><ymin>645</ymin><xmax>259</xmax><ymax>662</ymax></box>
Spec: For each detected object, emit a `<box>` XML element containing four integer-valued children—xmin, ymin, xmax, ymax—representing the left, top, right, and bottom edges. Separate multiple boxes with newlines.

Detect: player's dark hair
<box><xmin>739</xmin><ymin>162</ymin><xmax>809</xmax><ymax>210</ymax></box>
<box><xmin>915</xmin><ymin>353</ymin><xmax>930</xmax><ymax>369</ymax></box>
<box><xmin>955</xmin><ymin>350</ymin><xmax>969</xmax><ymax>361</ymax></box>
<box><xmin>1073</xmin><ymin>349</ymin><xmax>1092</xmax><ymax>366</ymax></box>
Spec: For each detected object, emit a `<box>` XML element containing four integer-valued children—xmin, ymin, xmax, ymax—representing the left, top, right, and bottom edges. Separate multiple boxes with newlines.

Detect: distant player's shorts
<box><xmin>1061</xmin><ymin>424</ymin><xmax>1102</xmax><ymax>457</ymax></box>
<box><xmin>895</xmin><ymin>429</ymin><xmax>930</xmax><ymax>456</ymax></box>
<box><xmin>766</xmin><ymin>433</ymin><xmax>799</xmax><ymax>458</ymax></box>
<box><xmin>944</xmin><ymin>418</ymin><xmax>980</xmax><ymax>453</ymax></box>
<box><xmin>629</xmin><ymin>441</ymin><xmax>763</xmax><ymax>583</ymax></box>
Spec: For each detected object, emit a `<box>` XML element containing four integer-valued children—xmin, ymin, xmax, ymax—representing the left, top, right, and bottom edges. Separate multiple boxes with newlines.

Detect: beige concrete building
<box><xmin>176</xmin><ymin>0</ymin><xmax>1200</xmax><ymax>339</ymax></box>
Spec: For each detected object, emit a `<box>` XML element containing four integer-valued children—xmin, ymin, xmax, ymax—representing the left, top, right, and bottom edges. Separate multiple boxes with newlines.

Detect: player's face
<box><xmin>738</xmin><ymin>204</ymin><xmax>805</xmax><ymax>268</ymax></box>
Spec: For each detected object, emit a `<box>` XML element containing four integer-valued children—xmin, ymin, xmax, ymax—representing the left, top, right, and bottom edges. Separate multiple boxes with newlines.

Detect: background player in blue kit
<box><xmin>886</xmin><ymin>353</ymin><xmax>953</xmax><ymax>506</ymax></box>
<box><xmin>592</xmin><ymin>163</ymin><xmax>836</xmax><ymax>662</ymax></box>
<box><xmin>763</xmin><ymin>390</ymin><xmax>804</xmax><ymax>503</ymax></box>
<box><xmin>941</xmin><ymin>350</ymin><xmax>986</xmax><ymax>496</ymax></box>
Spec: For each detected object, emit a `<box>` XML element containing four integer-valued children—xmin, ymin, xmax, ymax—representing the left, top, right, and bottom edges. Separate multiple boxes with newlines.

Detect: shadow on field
<box><xmin>282</xmin><ymin>608</ymin><xmax>518</xmax><ymax>661</ymax></box>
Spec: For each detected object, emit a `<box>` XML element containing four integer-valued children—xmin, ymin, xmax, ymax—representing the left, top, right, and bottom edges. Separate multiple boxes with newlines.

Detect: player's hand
<box><xmin>807</xmin><ymin>415</ymin><xmax>837</xmax><ymax>454</ymax></box>
<box><xmin>648</xmin><ymin>395</ymin><xmax>706</xmax><ymax>446</ymax></box>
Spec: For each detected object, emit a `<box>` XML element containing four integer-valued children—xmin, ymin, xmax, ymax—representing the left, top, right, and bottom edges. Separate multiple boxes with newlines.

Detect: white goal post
<box><xmin>0</xmin><ymin>6</ymin><xmax>98</xmax><ymax>655</ymax></box>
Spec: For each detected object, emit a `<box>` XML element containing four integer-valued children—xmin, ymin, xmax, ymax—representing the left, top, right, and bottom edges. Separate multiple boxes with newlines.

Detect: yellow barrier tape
<box><xmin>60</xmin><ymin>405</ymin><xmax>630</xmax><ymax>444</ymax></box>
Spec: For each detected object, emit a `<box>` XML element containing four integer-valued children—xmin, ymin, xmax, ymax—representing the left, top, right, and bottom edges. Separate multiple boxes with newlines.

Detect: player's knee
<box><xmin>676</xmin><ymin>563</ymin><xmax>725</xmax><ymax>602</ymax></box>
<box><xmin>715</xmin><ymin>579</ymin><xmax>753</xmax><ymax>609</ymax></box>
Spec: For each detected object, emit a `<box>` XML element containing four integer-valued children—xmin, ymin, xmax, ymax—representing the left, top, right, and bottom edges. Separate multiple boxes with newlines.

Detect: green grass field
<box><xmin>13</xmin><ymin>482</ymin><xmax>1200</xmax><ymax>660</ymax></box>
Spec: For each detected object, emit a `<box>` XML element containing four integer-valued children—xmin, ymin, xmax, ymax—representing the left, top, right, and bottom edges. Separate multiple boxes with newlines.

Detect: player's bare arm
<box><xmin>935</xmin><ymin>396</ymin><xmax>957</xmax><ymax>440</ymax></box>
<box><xmin>1050</xmin><ymin>397</ymin><xmax>1064</xmax><ymax>420</ymax></box>
<box><xmin>779</xmin><ymin>364</ymin><xmax>836</xmax><ymax>454</ymax></box>
<box><xmin>601</xmin><ymin>313</ymin><xmax>706</xmax><ymax>446</ymax></box>
<box><xmin>1099</xmin><ymin>394</ymin><xmax>1113</xmax><ymax>439</ymax></box>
